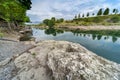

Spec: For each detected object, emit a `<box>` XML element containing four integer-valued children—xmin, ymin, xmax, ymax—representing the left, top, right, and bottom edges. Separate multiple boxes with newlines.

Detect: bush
<box><xmin>111</xmin><ymin>16</ymin><xmax>120</xmax><ymax>23</ymax></box>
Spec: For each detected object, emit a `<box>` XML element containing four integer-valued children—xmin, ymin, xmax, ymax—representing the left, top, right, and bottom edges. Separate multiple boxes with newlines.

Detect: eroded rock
<box><xmin>0</xmin><ymin>40</ymin><xmax>120</xmax><ymax>80</ymax></box>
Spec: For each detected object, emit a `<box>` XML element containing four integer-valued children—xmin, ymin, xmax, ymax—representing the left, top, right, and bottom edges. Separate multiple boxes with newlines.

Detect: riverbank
<box><xmin>57</xmin><ymin>25</ymin><xmax>120</xmax><ymax>30</ymax></box>
<box><xmin>33</xmin><ymin>25</ymin><xmax>120</xmax><ymax>37</ymax></box>
<box><xmin>0</xmin><ymin>26</ymin><xmax>33</xmax><ymax>41</ymax></box>
<box><xmin>0</xmin><ymin>40</ymin><xmax>120</xmax><ymax>80</ymax></box>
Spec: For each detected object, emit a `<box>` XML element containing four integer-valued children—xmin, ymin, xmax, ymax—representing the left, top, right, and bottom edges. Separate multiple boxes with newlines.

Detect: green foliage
<box><xmin>97</xmin><ymin>8</ymin><xmax>103</xmax><ymax>16</ymax></box>
<box><xmin>43</xmin><ymin>19</ymin><xmax>49</xmax><ymax>25</ymax></box>
<box><xmin>111</xmin><ymin>16</ymin><xmax>120</xmax><ymax>23</ymax></box>
<box><xmin>48</xmin><ymin>20</ymin><xmax>55</xmax><ymax>28</ymax></box>
<box><xmin>59</xmin><ymin>18</ymin><xmax>64</xmax><ymax>22</ymax></box>
<box><xmin>43</xmin><ymin>19</ymin><xmax>55</xmax><ymax>28</ymax></box>
<box><xmin>42</xmin><ymin>8</ymin><xmax>120</xmax><ymax>27</ymax></box>
<box><xmin>0</xmin><ymin>0</ymin><xmax>31</xmax><ymax>27</ymax></box>
<box><xmin>92</xmin><ymin>17</ymin><xmax>102</xmax><ymax>23</ymax></box>
<box><xmin>86</xmin><ymin>12</ymin><xmax>89</xmax><ymax>17</ymax></box>
<box><xmin>103</xmin><ymin>8</ymin><xmax>110</xmax><ymax>15</ymax></box>
<box><xmin>18</xmin><ymin>0</ymin><xmax>32</xmax><ymax>10</ymax></box>
<box><xmin>43</xmin><ymin>17</ymin><xmax>64</xmax><ymax>28</ymax></box>
<box><xmin>24</xmin><ymin>16</ymin><xmax>30</xmax><ymax>22</ymax></box>
<box><xmin>113</xmin><ymin>9</ymin><xmax>119</xmax><ymax>14</ymax></box>
<box><xmin>82</xmin><ymin>14</ymin><xmax>84</xmax><ymax>17</ymax></box>
<box><xmin>56</xmin><ymin>18</ymin><xmax>64</xmax><ymax>23</ymax></box>
<box><xmin>51</xmin><ymin>17</ymin><xmax>56</xmax><ymax>22</ymax></box>
<box><xmin>74</xmin><ymin>15</ymin><xmax>77</xmax><ymax>19</ymax></box>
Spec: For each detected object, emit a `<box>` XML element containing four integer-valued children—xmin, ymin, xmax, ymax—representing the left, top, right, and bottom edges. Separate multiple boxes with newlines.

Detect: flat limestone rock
<box><xmin>46</xmin><ymin>40</ymin><xmax>120</xmax><ymax>80</ymax></box>
<box><xmin>0</xmin><ymin>40</ymin><xmax>120</xmax><ymax>80</ymax></box>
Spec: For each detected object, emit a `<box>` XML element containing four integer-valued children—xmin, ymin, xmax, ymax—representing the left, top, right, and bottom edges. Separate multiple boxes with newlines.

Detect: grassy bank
<box><xmin>55</xmin><ymin>14</ymin><xmax>120</xmax><ymax>27</ymax></box>
<box><xmin>38</xmin><ymin>14</ymin><xmax>120</xmax><ymax>28</ymax></box>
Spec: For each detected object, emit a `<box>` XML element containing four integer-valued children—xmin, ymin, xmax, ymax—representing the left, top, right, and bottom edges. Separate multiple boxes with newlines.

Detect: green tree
<box><xmin>113</xmin><ymin>9</ymin><xmax>118</xmax><ymax>14</ymax></box>
<box><xmin>97</xmin><ymin>8</ymin><xmax>103</xmax><ymax>16</ymax></box>
<box><xmin>43</xmin><ymin>19</ymin><xmax>49</xmax><ymax>25</ymax></box>
<box><xmin>51</xmin><ymin>17</ymin><xmax>56</xmax><ymax>22</ymax></box>
<box><xmin>0</xmin><ymin>0</ymin><xmax>31</xmax><ymax>29</ymax></box>
<box><xmin>74</xmin><ymin>15</ymin><xmax>77</xmax><ymax>19</ymax></box>
<box><xmin>18</xmin><ymin>0</ymin><xmax>32</xmax><ymax>10</ymax></box>
<box><xmin>78</xmin><ymin>14</ymin><xmax>80</xmax><ymax>19</ymax></box>
<box><xmin>43</xmin><ymin>19</ymin><xmax>55</xmax><ymax>28</ymax></box>
<box><xmin>103</xmin><ymin>8</ymin><xmax>110</xmax><ymax>15</ymax></box>
<box><xmin>86</xmin><ymin>12</ymin><xmax>89</xmax><ymax>17</ymax></box>
<box><xmin>48</xmin><ymin>20</ymin><xmax>55</xmax><ymax>28</ymax></box>
<box><xmin>92</xmin><ymin>13</ymin><xmax>95</xmax><ymax>16</ymax></box>
<box><xmin>82</xmin><ymin>14</ymin><xmax>84</xmax><ymax>18</ymax></box>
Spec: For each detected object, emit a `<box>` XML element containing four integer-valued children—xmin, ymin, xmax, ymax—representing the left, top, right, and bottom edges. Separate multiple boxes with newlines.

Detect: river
<box><xmin>32</xmin><ymin>28</ymin><xmax>120</xmax><ymax>63</ymax></box>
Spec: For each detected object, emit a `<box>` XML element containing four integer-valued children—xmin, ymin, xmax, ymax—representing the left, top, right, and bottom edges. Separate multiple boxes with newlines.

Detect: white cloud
<box><xmin>27</xmin><ymin>0</ymin><xmax>120</xmax><ymax>22</ymax></box>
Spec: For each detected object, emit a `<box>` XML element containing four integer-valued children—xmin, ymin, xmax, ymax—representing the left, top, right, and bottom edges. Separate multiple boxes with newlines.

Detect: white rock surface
<box><xmin>0</xmin><ymin>40</ymin><xmax>120</xmax><ymax>80</ymax></box>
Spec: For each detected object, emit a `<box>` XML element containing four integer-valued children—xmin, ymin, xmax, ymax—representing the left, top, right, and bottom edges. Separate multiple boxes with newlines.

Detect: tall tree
<box><xmin>97</xmin><ymin>8</ymin><xmax>103</xmax><ymax>16</ymax></box>
<box><xmin>78</xmin><ymin>14</ymin><xmax>80</xmax><ymax>19</ymax></box>
<box><xmin>82</xmin><ymin>14</ymin><xmax>84</xmax><ymax>18</ymax></box>
<box><xmin>113</xmin><ymin>9</ymin><xmax>118</xmax><ymax>14</ymax></box>
<box><xmin>74</xmin><ymin>15</ymin><xmax>77</xmax><ymax>19</ymax></box>
<box><xmin>103</xmin><ymin>8</ymin><xmax>110</xmax><ymax>15</ymax></box>
<box><xmin>86</xmin><ymin>12</ymin><xmax>89</xmax><ymax>17</ymax></box>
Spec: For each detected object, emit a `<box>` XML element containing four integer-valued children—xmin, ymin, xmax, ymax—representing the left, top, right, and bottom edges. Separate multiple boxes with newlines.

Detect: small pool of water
<box><xmin>32</xmin><ymin>28</ymin><xmax>120</xmax><ymax>63</ymax></box>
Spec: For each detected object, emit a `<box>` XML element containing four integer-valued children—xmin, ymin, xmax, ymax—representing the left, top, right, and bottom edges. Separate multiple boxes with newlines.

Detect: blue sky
<box><xmin>27</xmin><ymin>0</ymin><xmax>120</xmax><ymax>22</ymax></box>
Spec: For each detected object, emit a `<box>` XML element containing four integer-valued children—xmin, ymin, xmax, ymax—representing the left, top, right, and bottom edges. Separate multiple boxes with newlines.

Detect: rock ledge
<box><xmin>0</xmin><ymin>40</ymin><xmax>120</xmax><ymax>80</ymax></box>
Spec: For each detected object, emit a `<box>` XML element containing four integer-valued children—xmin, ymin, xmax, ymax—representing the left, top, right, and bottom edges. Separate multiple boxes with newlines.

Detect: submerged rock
<box><xmin>0</xmin><ymin>40</ymin><xmax>120</xmax><ymax>80</ymax></box>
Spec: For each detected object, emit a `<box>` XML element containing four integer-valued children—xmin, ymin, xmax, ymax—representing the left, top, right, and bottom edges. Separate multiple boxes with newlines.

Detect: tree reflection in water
<box><xmin>44</xmin><ymin>28</ymin><xmax>64</xmax><ymax>36</ymax></box>
<box><xmin>72</xmin><ymin>31</ymin><xmax>118</xmax><ymax>43</ymax></box>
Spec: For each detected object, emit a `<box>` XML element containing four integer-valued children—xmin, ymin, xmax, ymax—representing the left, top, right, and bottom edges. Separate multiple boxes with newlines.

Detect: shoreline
<box><xmin>57</xmin><ymin>25</ymin><xmax>120</xmax><ymax>31</ymax></box>
<box><xmin>34</xmin><ymin>25</ymin><xmax>120</xmax><ymax>37</ymax></box>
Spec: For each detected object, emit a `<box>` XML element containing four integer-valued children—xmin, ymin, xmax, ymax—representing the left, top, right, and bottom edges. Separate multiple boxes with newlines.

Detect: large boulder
<box><xmin>47</xmin><ymin>41</ymin><xmax>120</xmax><ymax>80</ymax></box>
<box><xmin>0</xmin><ymin>40</ymin><xmax>120</xmax><ymax>80</ymax></box>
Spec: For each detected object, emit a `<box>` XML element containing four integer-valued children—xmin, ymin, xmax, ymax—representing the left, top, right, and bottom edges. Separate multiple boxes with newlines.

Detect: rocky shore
<box><xmin>0</xmin><ymin>40</ymin><xmax>120</xmax><ymax>80</ymax></box>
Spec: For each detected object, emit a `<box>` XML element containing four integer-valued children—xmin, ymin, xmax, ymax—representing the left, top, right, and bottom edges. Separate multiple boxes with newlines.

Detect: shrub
<box><xmin>111</xmin><ymin>16</ymin><xmax>120</xmax><ymax>23</ymax></box>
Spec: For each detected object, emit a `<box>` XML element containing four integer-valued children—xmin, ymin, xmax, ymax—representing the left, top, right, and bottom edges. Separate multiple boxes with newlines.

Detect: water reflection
<box><xmin>32</xmin><ymin>28</ymin><xmax>120</xmax><ymax>63</ymax></box>
<box><xmin>44</xmin><ymin>28</ymin><xmax>64</xmax><ymax>36</ymax></box>
<box><xmin>112</xmin><ymin>36</ymin><xmax>117</xmax><ymax>43</ymax></box>
<box><xmin>72</xmin><ymin>31</ymin><xmax>118</xmax><ymax>43</ymax></box>
<box><xmin>43</xmin><ymin>28</ymin><xmax>118</xmax><ymax>43</ymax></box>
<box><xmin>44</xmin><ymin>28</ymin><xmax>118</xmax><ymax>43</ymax></box>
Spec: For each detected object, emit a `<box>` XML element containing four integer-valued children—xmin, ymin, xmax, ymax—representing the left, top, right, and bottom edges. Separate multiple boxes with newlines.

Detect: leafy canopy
<box><xmin>0</xmin><ymin>0</ymin><xmax>31</xmax><ymax>23</ymax></box>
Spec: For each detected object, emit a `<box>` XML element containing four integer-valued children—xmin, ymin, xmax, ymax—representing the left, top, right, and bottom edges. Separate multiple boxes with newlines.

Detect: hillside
<box><xmin>56</xmin><ymin>14</ymin><xmax>120</xmax><ymax>27</ymax></box>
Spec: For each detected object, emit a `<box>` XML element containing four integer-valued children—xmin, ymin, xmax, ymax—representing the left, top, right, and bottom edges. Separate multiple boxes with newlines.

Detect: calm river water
<box><xmin>32</xmin><ymin>28</ymin><xmax>120</xmax><ymax>63</ymax></box>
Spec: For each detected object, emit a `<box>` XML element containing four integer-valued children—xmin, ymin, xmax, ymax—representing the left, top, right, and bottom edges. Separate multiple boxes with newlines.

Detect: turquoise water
<box><xmin>32</xmin><ymin>28</ymin><xmax>120</xmax><ymax>63</ymax></box>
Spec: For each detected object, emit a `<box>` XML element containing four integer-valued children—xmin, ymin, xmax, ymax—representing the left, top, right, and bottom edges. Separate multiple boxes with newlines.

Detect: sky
<box><xmin>27</xmin><ymin>0</ymin><xmax>120</xmax><ymax>22</ymax></box>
